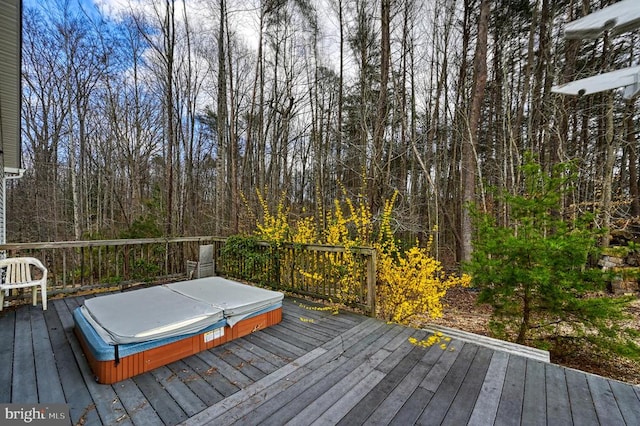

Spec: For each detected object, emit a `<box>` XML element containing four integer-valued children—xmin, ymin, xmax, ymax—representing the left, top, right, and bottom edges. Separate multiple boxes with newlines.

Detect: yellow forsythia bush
<box><xmin>377</xmin><ymin>242</ymin><xmax>471</xmax><ymax>324</ymax></box>
<box><xmin>249</xmin><ymin>187</ymin><xmax>470</xmax><ymax>324</ymax></box>
<box><xmin>254</xmin><ymin>189</ymin><xmax>289</xmax><ymax>244</ymax></box>
<box><xmin>373</xmin><ymin>194</ymin><xmax>470</xmax><ymax>324</ymax></box>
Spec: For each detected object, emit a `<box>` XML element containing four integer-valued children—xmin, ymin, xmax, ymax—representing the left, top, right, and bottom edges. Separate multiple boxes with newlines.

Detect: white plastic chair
<box><xmin>0</xmin><ymin>257</ymin><xmax>48</xmax><ymax>311</ymax></box>
<box><xmin>186</xmin><ymin>244</ymin><xmax>215</xmax><ymax>279</ymax></box>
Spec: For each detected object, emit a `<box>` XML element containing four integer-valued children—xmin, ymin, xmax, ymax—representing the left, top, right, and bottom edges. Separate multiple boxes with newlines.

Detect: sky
<box><xmin>22</xmin><ymin>0</ymin><xmax>345</xmax><ymax>72</ymax></box>
<box><xmin>23</xmin><ymin>0</ymin><xmax>103</xmax><ymax>19</ymax></box>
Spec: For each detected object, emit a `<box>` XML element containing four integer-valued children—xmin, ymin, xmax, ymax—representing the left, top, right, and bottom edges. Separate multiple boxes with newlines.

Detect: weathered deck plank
<box><xmin>0</xmin><ymin>309</ymin><xmax>15</xmax><ymax>403</ymax></box>
<box><xmin>113</xmin><ymin>378</ymin><xmax>163</xmax><ymax>426</ymax></box>
<box><xmin>165</xmin><ymin>360</ymin><xmax>224</xmax><ymax>406</ymax></box>
<box><xmin>544</xmin><ymin>363</ymin><xmax>573</xmax><ymax>426</ymax></box>
<box><xmin>312</xmin><ymin>369</ymin><xmax>386</xmax><ymax>426</ymax></box>
<box><xmin>415</xmin><ymin>343</ymin><xmax>479</xmax><ymax>426</ymax></box>
<box><xmin>150</xmin><ymin>366</ymin><xmax>208</xmax><ymax>417</ymax></box>
<box><xmin>1</xmin><ymin>293</ymin><xmax>639</xmax><ymax>426</ymax></box>
<box><xmin>338</xmin><ymin>334</ymin><xmax>434</xmax><ymax>425</ymax></box>
<box><xmin>388</xmin><ymin>386</ymin><xmax>434</xmax><ymax>425</ymax></box>
<box><xmin>217</xmin><ymin>340</ymin><xmax>282</xmax><ymax>375</ymax></box>
<box><xmin>286</xmin><ymin>348</ymin><xmax>393</xmax><ymax>426</ymax></box>
<box><xmin>247</xmin><ymin>324</ymin><xmax>403</xmax><ymax>426</ymax></box>
<box><xmin>182</xmin><ymin>353</ymin><xmax>241</xmax><ymax>397</ymax></box>
<box><xmin>565</xmin><ymin>367</ymin><xmax>600</xmax><ymax>425</ymax></box>
<box><xmin>133</xmin><ymin>372</ymin><xmax>188</xmax><ymax>425</ymax></box>
<box><xmin>206</xmin><ymin>322</ymin><xmax>394</xmax><ymax>425</ymax></box>
<box><xmin>181</xmin><ymin>317</ymin><xmax>381</xmax><ymax>424</ymax></box>
<box><xmin>207</xmin><ymin>346</ymin><xmax>267</xmax><ymax>382</ymax></box>
<box><xmin>441</xmin><ymin>346</ymin><xmax>493</xmax><ymax>426</ymax></box>
<box><xmin>11</xmin><ymin>307</ymin><xmax>37</xmax><ymax>403</ymax></box>
<box><xmin>362</xmin><ymin>342</ymin><xmax>445</xmax><ymax>425</ymax></box>
<box><xmin>48</xmin><ymin>299</ymin><xmax>122</xmax><ymax>425</ymax></box>
<box><xmin>182</xmin><ymin>348</ymin><xmax>329</xmax><ymax>425</ymax></box>
<box><xmin>609</xmin><ymin>379</ymin><xmax>640</xmax><ymax>425</ymax></box>
<box><xmin>495</xmin><ymin>353</ymin><xmax>527</xmax><ymax>426</ymax></box>
<box><xmin>587</xmin><ymin>373</ymin><xmax>626</xmax><ymax>425</ymax></box>
<box><xmin>420</xmin><ymin>340</ymin><xmax>466</xmax><ymax>392</ymax></box>
<box><xmin>521</xmin><ymin>359</ymin><xmax>547</xmax><ymax>426</ymax></box>
<box><xmin>32</xmin><ymin>307</ymin><xmax>65</xmax><ymax>404</ymax></box>
<box><xmin>466</xmin><ymin>350</ymin><xmax>509</xmax><ymax>426</ymax></box>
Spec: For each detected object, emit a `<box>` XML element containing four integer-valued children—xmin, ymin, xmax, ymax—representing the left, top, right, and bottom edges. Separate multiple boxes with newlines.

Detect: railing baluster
<box><xmin>0</xmin><ymin>237</ymin><xmax>376</xmax><ymax>314</ymax></box>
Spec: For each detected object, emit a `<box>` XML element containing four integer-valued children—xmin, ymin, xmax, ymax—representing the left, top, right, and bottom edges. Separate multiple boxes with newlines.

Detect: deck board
<box><xmin>48</xmin><ymin>299</ymin><xmax>121</xmax><ymax>425</ymax></box>
<box><xmin>32</xmin><ymin>309</ymin><xmax>65</xmax><ymax>405</ymax></box>
<box><xmin>419</xmin><ymin>340</ymin><xmax>466</xmax><ymax>392</ymax></box>
<box><xmin>544</xmin><ymin>363</ymin><xmax>573</xmax><ymax>426</ymax></box>
<box><xmin>113</xmin><ymin>378</ymin><xmax>163</xmax><ymax>426</ymax></box>
<box><xmin>286</xmin><ymin>348</ymin><xmax>393</xmax><ymax>426</ymax></box>
<box><xmin>259</xmin><ymin>326</ymin><xmax>321</xmax><ymax>352</ymax></box>
<box><xmin>521</xmin><ymin>359</ymin><xmax>547</xmax><ymax>426</ymax></box>
<box><xmin>495</xmin><ymin>353</ymin><xmax>527</xmax><ymax>426</ymax></box>
<box><xmin>467</xmin><ymin>350</ymin><xmax>509</xmax><ymax>426</ymax></box>
<box><xmin>243</xmin><ymin>330</ymin><xmax>307</xmax><ymax>359</ymax></box>
<box><xmin>208</xmin><ymin>346</ymin><xmax>267</xmax><ymax>382</ymax></box>
<box><xmin>609</xmin><ymin>379</ymin><xmax>640</xmax><ymax>425</ymax></box>
<box><xmin>133</xmin><ymin>373</ymin><xmax>188</xmax><ymax>425</ymax></box>
<box><xmin>225</xmin><ymin>338</ymin><xmax>288</xmax><ymax>369</ymax></box>
<box><xmin>166</xmin><ymin>360</ymin><xmax>224</xmax><ymax>406</ymax></box>
<box><xmin>218</xmin><ymin>323</ymin><xmax>400</xmax><ymax>425</ymax></box>
<box><xmin>441</xmin><ymin>346</ymin><xmax>493</xmax><ymax>426</ymax></box>
<box><xmin>313</xmin><ymin>369</ymin><xmax>386</xmax><ymax>426</ymax></box>
<box><xmin>255</xmin><ymin>326</ymin><xmax>403</xmax><ymax>425</ymax></box>
<box><xmin>416</xmin><ymin>343</ymin><xmax>479</xmax><ymax>426</ymax></box>
<box><xmin>388</xmin><ymin>386</ymin><xmax>434</xmax><ymax>425</ymax></box>
<box><xmin>199</xmin><ymin>346</ymin><xmax>258</xmax><ymax>387</ymax></box>
<box><xmin>566</xmin><ymin>368</ymin><xmax>600</xmax><ymax>425</ymax></box>
<box><xmin>1</xmin><ymin>292</ymin><xmax>639</xmax><ymax>426</ymax></box>
<box><xmin>587</xmin><ymin>374</ymin><xmax>626</xmax><ymax>425</ymax></box>
<box><xmin>150</xmin><ymin>366</ymin><xmax>208</xmax><ymax>417</ymax></box>
<box><xmin>219</xmin><ymin>340</ymin><xmax>282</xmax><ymax>375</ymax></box>
<box><xmin>182</xmin><ymin>354</ymin><xmax>240</xmax><ymax>397</ymax></box>
<box><xmin>363</xmin><ymin>343</ymin><xmax>444</xmax><ymax>425</ymax></box>
<box><xmin>0</xmin><ymin>309</ymin><xmax>15</xmax><ymax>403</ymax></box>
<box><xmin>338</xmin><ymin>335</ymin><xmax>434</xmax><ymax>426</ymax></box>
<box><xmin>12</xmin><ymin>307</ymin><xmax>37</xmax><ymax>403</ymax></box>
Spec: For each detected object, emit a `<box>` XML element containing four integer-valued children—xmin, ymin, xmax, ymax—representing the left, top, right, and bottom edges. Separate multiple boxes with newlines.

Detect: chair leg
<box><xmin>0</xmin><ymin>289</ymin><xmax>4</xmax><ymax>311</ymax></box>
<box><xmin>41</xmin><ymin>284</ymin><xmax>47</xmax><ymax>311</ymax></box>
<box><xmin>33</xmin><ymin>285</ymin><xmax>37</xmax><ymax>306</ymax></box>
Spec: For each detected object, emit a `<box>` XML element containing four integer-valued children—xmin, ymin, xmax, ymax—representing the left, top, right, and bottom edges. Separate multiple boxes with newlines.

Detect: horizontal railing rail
<box><xmin>0</xmin><ymin>237</ymin><xmax>225</xmax><ymax>294</ymax></box>
<box><xmin>0</xmin><ymin>237</ymin><xmax>377</xmax><ymax>316</ymax></box>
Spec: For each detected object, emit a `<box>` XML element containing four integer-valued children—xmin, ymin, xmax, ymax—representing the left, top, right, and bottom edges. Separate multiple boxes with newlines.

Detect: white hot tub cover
<box><xmin>81</xmin><ymin>285</ymin><xmax>225</xmax><ymax>345</ymax></box>
<box><xmin>167</xmin><ymin>277</ymin><xmax>284</xmax><ymax>326</ymax></box>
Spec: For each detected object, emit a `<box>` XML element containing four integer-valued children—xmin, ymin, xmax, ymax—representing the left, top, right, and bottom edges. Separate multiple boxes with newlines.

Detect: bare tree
<box><xmin>461</xmin><ymin>0</ymin><xmax>489</xmax><ymax>263</ymax></box>
<box><xmin>216</xmin><ymin>0</ymin><xmax>229</xmax><ymax>234</ymax></box>
<box><xmin>131</xmin><ymin>0</ymin><xmax>179</xmax><ymax>235</ymax></box>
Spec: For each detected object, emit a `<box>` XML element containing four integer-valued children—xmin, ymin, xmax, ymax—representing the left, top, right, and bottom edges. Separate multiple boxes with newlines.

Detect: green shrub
<box><xmin>220</xmin><ymin>235</ymin><xmax>275</xmax><ymax>285</ymax></box>
<box><xmin>466</xmin><ymin>155</ymin><xmax>639</xmax><ymax>360</ymax></box>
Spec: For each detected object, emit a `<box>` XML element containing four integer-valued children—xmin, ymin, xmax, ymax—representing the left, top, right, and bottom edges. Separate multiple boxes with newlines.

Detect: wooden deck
<box><xmin>2</xmin><ymin>295</ymin><xmax>640</xmax><ymax>425</ymax></box>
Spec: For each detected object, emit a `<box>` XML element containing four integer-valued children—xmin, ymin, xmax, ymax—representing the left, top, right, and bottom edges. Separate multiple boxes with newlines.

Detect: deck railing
<box><xmin>0</xmin><ymin>237</ymin><xmax>377</xmax><ymax>316</ymax></box>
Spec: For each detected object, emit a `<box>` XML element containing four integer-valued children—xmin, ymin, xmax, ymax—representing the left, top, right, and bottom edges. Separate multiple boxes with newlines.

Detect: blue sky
<box><xmin>23</xmin><ymin>0</ymin><xmax>102</xmax><ymax>19</ymax></box>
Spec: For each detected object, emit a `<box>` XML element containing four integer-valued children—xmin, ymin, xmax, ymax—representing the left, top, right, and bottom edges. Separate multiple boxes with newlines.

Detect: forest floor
<box><xmin>417</xmin><ymin>286</ymin><xmax>640</xmax><ymax>386</ymax></box>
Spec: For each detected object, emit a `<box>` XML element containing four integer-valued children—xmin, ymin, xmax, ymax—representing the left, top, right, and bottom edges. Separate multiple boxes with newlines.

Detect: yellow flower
<box><xmin>247</xmin><ymin>188</ymin><xmax>464</xmax><ymax>324</ymax></box>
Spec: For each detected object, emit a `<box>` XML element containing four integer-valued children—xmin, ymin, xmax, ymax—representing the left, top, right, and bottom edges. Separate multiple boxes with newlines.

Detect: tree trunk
<box><xmin>216</xmin><ymin>0</ymin><xmax>228</xmax><ymax>235</ymax></box>
<box><xmin>370</xmin><ymin>0</ymin><xmax>391</xmax><ymax>213</ymax></box>
<box><xmin>601</xmin><ymin>92</ymin><xmax>615</xmax><ymax>248</ymax></box>
<box><xmin>461</xmin><ymin>0</ymin><xmax>489</xmax><ymax>263</ymax></box>
<box><xmin>625</xmin><ymin>101</ymin><xmax>640</xmax><ymax>217</ymax></box>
